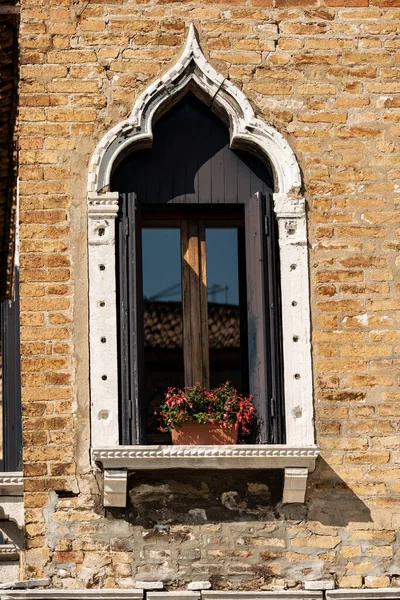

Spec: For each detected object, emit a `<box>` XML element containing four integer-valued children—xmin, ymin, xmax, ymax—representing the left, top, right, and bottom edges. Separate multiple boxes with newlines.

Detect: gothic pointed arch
<box><xmin>88</xmin><ymin>24</ymin><xmax>301</xmax><ymax>201</ymax></box>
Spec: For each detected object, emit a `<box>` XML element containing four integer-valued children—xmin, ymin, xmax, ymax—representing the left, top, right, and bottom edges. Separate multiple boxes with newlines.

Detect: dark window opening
<box><xmin>112</xmin><ymin>95</ymin><xmax>284</xmax><ymax>447</ymax></box>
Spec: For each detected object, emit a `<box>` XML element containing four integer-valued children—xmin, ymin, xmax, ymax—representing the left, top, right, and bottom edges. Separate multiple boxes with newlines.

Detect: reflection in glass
<box><xmin>142</xmin><ymin>229</ymin><xmax>184</xmax><ymax>440</ymax></box>
<box><xmin>206</xmin><ymin>228</ymin><xmax>245</xmax><ymax>393</ymax></box>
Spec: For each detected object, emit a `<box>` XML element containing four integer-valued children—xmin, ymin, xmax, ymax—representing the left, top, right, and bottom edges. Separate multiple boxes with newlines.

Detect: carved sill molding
<box><xmin>0</xmin><ymin>472</ymin><xmax>23</xmax><ymax>529</ymax></box>
<box><xmin>0</xmin><ymin>543</ymin><xmax>19</xmax><ymax>561</ymax></box>
<box><xmin>92</xmin><ymin>445</ymin><xmax>320</xmax><ymax>507</ymax></box>
<box><xmin>0</xmin><ymin>473</ymin><xmax>23</xmax><ymax>496</ymax></box>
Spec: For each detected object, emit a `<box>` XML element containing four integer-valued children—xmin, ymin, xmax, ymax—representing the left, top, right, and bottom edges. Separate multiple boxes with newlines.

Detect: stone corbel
<box><xmin>103</xmin><ymin>469</ymin><xmax>128</xmax><ymax>507</ymax></box>
<box><xmin>282</xmin><ymin>467</ymin><xmax>309</xmax><ymax>504</ymax></box>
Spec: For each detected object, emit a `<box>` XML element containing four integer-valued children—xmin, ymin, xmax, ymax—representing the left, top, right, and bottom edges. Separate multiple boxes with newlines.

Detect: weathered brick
<box><xmin>16</xmin><ymin>0</ymin><xmax>400</xmax><ymax>588</ymax></box>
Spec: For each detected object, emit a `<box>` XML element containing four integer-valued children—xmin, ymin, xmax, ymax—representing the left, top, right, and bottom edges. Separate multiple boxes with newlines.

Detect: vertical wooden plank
<box><xmin>211</xmin><ymin>148</ymin><xmax>225</xmax><ymax>204</ymax></box>
<box><xmin>188</xmin><ymin>221</ymin><xmax>202</xmax><ymax>383</ymax></box>
<box><xmin>182</xmin><ymin>220</ymin><xmax>210</xmax><ymax>388</ymax></box>
<box><xmin>182</xmin><ymin>220</ymin><xmax>192</xmax><ymax>386</ymax></box>
<box><xmin>223</xmin><ymin>147</ymin><xmax>238</xmax><ymax>203</ymax></box>
<box><xmin>199</xmin><ymin>220</ymin><xmax>210</xmax><ymax>388</ymax></box>
<box><xmin>237</xmin><ymin>152</ymin><xmax>251</xmax><ymax>204</ymax></box>
<box><xmin>245</xmin><ymin>193</ymin><xmax>270</xmax><ymax>443</ymax></box>
<box><xmin>197</xmin><ymin>109</ymin><xmax>212</xmax><ymax>204</ymax></box>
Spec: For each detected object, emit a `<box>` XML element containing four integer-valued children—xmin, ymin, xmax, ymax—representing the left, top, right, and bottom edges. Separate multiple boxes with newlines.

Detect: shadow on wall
<box><xmin>306</xmin><ymin>457</ymin><xmax>371</xmax><ymax>527</ymax></box>
<box><xmin>107</xmin><ymin>461</ymin><xmax>371</xmax><ymax>528</ymax></box>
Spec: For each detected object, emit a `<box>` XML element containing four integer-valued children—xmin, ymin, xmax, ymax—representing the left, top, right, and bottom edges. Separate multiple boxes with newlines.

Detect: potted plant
<box><xmin>157</xmin><ymin>381</ymin><xmax>254</xmax><ymax>445</ymax></box>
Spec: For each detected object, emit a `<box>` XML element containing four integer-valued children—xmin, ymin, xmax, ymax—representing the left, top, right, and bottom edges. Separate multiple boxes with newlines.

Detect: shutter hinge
<box><xmin>127</xmin><ymin>400</ymin><xmax>132</xmax><ymax>420</ymax></box>
<box><xmin>125</xmin><ymin>217</ymin><xmax>129</xmax><ymax>236</ymax></box>
<box><xmin>271</xmin><ymin>400</ymin><xmax>275</xmax><ymax>417</ymax></box>
<box><xmin>265</xmin><ymin>216</ymin><xmax>269</xmax><ymax>235</ymax></box>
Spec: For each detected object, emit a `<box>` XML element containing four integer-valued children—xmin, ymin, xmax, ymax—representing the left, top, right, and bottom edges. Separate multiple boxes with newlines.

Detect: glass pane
<box><xmin>206</xmin><ymin>228</ymin><xmax>245</xmax><ymax>393</ymax></box>
<box><xmin>142</xmin><ymin>228</ymin><xmax>184</xmax><ymax>441</ymax></box>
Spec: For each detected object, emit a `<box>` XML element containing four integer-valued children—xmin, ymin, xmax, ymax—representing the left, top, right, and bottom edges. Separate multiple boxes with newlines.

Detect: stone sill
<box><xmin>92</xmin><ymin>444</ymin><xmax>320</xmax><ymax>507</ymax></box>
<box><xmin>326</xmin><ymin>591</ymin><xmax>400</xmax><ymax>600</ymax></box>
<box><xmin>0</xmin><ymin>544</ymin><xmax>19</xmax><ymax>561</ymax></box>
<box><xmin>1</xmin><ymin>590</ymin><xmax>398</xmax><ymax>600</ymax></box>
<box><xmin>0</xmin><ymin>472</ymin><xmax>23</xmax><ymax>497</ymax></box>
<box><xmin>193</xmin><ymin>593</ymin><xmax>322</xmax><ymax>600</ymax></box>
<box><xmin>0</xmin><ymin>472</ymin><xmax>23</xmax><ymax>529</ymax></box>
<box><xmin>0</xmin><ymin>591</ymin><xmax>324</xmax><ymax>600</ymax></box>
<box><xmin>0</xmin><ymin>592</ymin><xmax>143</xmax><ymax>600</ymax></box>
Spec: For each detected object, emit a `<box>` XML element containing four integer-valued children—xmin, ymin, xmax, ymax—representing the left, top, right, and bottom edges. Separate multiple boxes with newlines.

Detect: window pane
<box><xmin>142</xmin><ymin>228</ymin><xmax>184</xmax><ymax>439</ymax></box>
<box><xmin>206</xmin><ymin>228</ymin><xmax>246</xmax><ymax>393</ymax></box>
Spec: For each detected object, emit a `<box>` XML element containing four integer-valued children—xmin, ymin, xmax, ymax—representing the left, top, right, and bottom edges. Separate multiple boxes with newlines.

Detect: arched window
<box><xmin>88</xmin><ymin>26</ymin><xmax>318</xmax><ymax>507</ymax></box>
<box><xmin>111</xmin><ymin>95</ymin><xmax>284</xmax><ymax>446</ymax></box>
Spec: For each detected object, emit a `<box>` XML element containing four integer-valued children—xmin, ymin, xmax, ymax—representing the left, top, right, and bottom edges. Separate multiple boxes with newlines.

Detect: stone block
<box><xmin>305</xmin><ymin>581</ymin><xmax>335</xmax><ymax>591</ymax></box>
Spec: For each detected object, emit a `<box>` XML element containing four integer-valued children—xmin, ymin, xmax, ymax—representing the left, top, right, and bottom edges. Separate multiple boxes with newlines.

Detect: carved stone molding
<box><xmin>94</xmin><ymin>445</ymin><xmax>319</xmax><ymax>507</ymax></box>
<box><xmin>282</xmin><ymin>467</ymin><xmax>309</xmax><ymax>504</ymax></box>
<box><xmin>87</xmin><ymin>24</ymin><xmax>301</xmax><ymax>199</ymax></box>
<box><xmin>0</xmin><ymin>473</ymin><xmax>23</xmax><ymax>496</ymax></box>
<box><xmin>0</xmin><ymin>472</ymin><xmax>24</xmax><ymax>530</ymax></box>
<box><xmin>93</xmin><ymin>445</ymin><xmax>319</xmax><ymax>468</ymax></box>
<box><xmin>88</xmin><ymin>192</ymin><xmax>119</xmax><ymax>219</ymax></box>
<box><xmin>0</xmin><ymin>499</ymin><xmax>24</xmax><ymax>529</ymax></box>
<box><xmin>0</xmin><ymin>544</ymin><xmax>19</xmax><ymax>561</ymax></box>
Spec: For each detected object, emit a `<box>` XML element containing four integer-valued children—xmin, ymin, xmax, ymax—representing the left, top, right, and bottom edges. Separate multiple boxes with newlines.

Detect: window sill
<box><xmin>92</xmin><ymin>445</ymin><xmax>320</xmax><ymax>507</ymax></box>
<box><xmin>0</xmin><ymin>472</ymin><xmax>23</xmax><ymax>529</ymax></box>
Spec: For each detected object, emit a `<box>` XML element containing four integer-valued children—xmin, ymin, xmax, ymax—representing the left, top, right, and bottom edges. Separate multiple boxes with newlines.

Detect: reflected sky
<box><xmin>142</xmin><ymin>227</ymin><xmax>239</xmax><ymax>305</ymax></box>
<box><xmin>206</xmin><ymin>228</ymin><xmax>239</xmax><ymax>305</ymax></box>
<box><xmin>142</xmin><ymin>228</ymin><xmax>181</xmax><ymax>301</ymax></box>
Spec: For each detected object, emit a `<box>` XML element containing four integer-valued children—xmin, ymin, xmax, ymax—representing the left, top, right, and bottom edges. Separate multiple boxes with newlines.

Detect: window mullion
<box><xmin>182</xmin><ymin>220</ymin><xmax>210</xmax><ymax>389</ymax></box>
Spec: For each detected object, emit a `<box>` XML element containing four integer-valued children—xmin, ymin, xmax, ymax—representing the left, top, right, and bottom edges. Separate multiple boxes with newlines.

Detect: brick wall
<box><xmin>19</xmin><ymin>0</ymin><xmax>400</xmax><ymax>590</ymax></box>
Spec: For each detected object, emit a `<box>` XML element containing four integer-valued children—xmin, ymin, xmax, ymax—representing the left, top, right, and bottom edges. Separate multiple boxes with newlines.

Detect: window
<box><xmin>116</xmin><ymin>202</ymin><xmax>284</xmax><ymax>447</ymax></box>
<box><xmin>88</xmin><ymin>26</ymin><xmax>317</xmax><ymax>506</ymax></box>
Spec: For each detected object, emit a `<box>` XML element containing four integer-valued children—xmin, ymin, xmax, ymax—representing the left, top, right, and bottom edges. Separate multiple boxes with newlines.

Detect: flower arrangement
<box><xmin>157</xmin><ymin>381</ymin><xmax>255</xmax><ymax>434</ymax></box>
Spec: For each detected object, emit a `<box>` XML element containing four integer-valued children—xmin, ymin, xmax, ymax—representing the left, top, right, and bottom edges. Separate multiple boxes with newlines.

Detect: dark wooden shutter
<box><xmin>0</xmin><ymin>269</ymin><xmax>22</xmax><ymax>471</ymax></box>
<box><xmin>265</xmin><ymin>193</ymin><xmax>285</xmax><ymax>444</ymax></box>
<box><xmin>118</xmin><ymin>192</ymin><xmax>144</xmax><ymax>445</ymax></box>
<box><xmin>245</xmin><ymin>193</ymin><xmax>284</xmax><ymax>444</ymax></box>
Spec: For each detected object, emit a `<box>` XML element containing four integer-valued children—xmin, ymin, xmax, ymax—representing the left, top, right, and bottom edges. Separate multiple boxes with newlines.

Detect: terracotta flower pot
<box><xmin>171</xmin><ymin>422</ymin><xmax>238</xmax><ymax>445</ymax></box>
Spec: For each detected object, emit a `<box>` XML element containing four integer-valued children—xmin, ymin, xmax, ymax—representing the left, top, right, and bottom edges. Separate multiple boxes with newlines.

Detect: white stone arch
<box><xmin>88</xmin><ymin>24</ymin><xmax>300</xmax><ymax>198</ymax></box>
<box><xmin>87</xmin><ymin>24</ymin><xmax>315</xmax><ymax>457</ymax></box>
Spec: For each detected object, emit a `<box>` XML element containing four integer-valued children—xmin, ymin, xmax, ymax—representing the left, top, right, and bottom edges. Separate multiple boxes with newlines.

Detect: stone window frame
<box><xmin>87</xmin><ymin>25</ymin><xmax>319</xmax><ymax>507</ymax></box>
